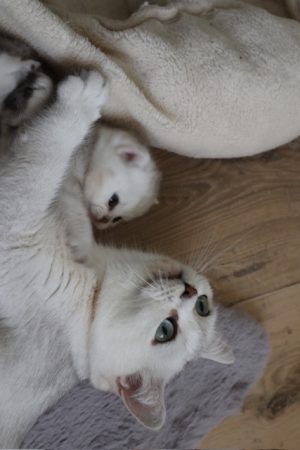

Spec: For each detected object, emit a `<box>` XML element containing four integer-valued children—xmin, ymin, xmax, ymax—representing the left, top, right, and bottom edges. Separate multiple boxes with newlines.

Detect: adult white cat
<box><xmin>0</xmin><ymin>71</ymin><xmax>233</xmax><ymax>448</ymax></box>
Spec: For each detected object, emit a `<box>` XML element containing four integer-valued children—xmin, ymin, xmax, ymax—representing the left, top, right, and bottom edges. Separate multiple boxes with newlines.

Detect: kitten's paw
<box><xmin>3</xmin><ymin>71</ymin><xmax>53</xmax><ymax>126</ymax></box>
<box><xmin>66</xmin><ymin>237</ymin><xmax>94</xmax><ymax>264</ymax></box>
<box><xmin>58</xmin><ymin>70</ymin><xmax>108</xmax><ymax>122</ymax></box>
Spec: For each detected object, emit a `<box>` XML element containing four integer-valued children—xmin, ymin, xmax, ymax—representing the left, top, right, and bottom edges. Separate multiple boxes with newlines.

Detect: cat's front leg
<box><xmin>59</xmin><ymin>180</ymin><xmax>95</xmax><ymax>263</ymax></box>
<box><xmin>0</xmin><ymin>70</ymin><xmax>108</xmax><ymax>233</ymax></box>
<box><xmin>66</xmin><ymin>218</ymin><xmax>95</xmax><ymax>264</ymax></box>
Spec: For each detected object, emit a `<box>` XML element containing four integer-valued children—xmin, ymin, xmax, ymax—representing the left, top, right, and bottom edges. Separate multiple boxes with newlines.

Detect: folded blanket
<box><xmin>1</xmin><ymin>0</ymin><xmax>300</xmax><ymax>158</ymax></box>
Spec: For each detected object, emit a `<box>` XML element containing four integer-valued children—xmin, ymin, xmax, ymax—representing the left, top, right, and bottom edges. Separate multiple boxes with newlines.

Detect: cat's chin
<box><xmin>91</xmin><ymin>374</ymin><xmax>112</xmax><ymax>392</ymax></box>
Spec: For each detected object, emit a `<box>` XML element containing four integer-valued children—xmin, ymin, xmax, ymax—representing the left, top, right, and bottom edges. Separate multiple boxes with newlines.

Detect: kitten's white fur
<box><xmin>59</xmin><ymin>124</ymin><xmax>160</xmax><ymax>261</ymax></box>
<box><xmin>0</xmin><ymin>71</ymin><xmax>233</xmax><ymax>448</ymax></box>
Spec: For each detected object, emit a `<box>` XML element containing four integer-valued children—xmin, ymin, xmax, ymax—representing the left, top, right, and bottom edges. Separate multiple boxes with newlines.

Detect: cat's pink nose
<box><xmin>181</xmin><ymin>283</ymin><xmax>198</xmax><ymax>299</ymax></box>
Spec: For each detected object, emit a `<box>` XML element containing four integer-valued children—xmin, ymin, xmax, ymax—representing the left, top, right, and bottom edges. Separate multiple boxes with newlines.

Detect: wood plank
<box><xmin>200</xmin><ymin>283</ymin><xmax>300</xmax><ymax>449</ymax></box>
<box><xmin>100</xmin><ymin>141</ymin><xmax>300</xmax><ymax>305</ymax></box>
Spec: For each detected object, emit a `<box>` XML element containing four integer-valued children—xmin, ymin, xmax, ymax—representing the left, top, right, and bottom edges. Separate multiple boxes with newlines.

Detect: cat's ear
<box><xmin>117</xmin><ymin>145</ymin><xmax>150</xmax><ymax>168</ymax></box>
<box><xmin>116</xmin><ymin>372</ymin><xmax>166</xmax><ymax>430</ymax></box>
<box><xmin>201</xmin><ymin>332</ymin><xmax>235</xmax><ymax>365</ymax></box>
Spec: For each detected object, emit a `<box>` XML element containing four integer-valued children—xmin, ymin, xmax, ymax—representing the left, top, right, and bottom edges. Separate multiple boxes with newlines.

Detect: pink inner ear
<box><xmin>116</xmin><ymin>373</ymin><xmax>165</xmax><ymax>430</ymax></box>
<box><xmin>123</xmin><ymin>152</ymin><xmax>137</xmax><ymax>162</ymax></box>
<box><xmin>116</xmin><ymin>374</ymin><xmax>142</xmax><ymax>397</ymax></box>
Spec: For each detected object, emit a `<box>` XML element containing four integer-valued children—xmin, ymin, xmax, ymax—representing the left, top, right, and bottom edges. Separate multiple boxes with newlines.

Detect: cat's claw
<box><xmin>58</xmin><ymin>70</ymin><xmax>109</xmax><ymax>122</ymax></box>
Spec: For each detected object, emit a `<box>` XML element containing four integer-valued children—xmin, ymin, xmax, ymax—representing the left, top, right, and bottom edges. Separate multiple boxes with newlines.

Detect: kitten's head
<box><xmin>83</xmin><ymin>126</ymin><xmax>160</xmax><ymax>230</ymax></box>
<box><xmin>89</xmin><ymin>251</ymin><xmax>234</xmax><ymax>430</ymax></box>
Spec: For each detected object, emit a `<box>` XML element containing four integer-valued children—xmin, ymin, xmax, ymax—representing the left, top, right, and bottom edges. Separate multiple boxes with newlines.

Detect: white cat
<box><xmin>59</xmin><ymin>124</ymin><xmax>160</xmax><ymax>262</ymax></box>
<box><xmin>0</xmin><ymin>70</ymin><xmax>234</xmax><ymax>448</ymax></box>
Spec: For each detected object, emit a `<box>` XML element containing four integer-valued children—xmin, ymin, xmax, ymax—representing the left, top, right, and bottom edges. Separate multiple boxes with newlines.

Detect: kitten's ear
<box><xmin>116</xmin><ymin>372</ymin><xmax>166</xmax><ymax>430</ymax></box>
<box><xmin>201</xmin><ymin>332</ymin><xmax>235</xmax><ymax>365</ymax></box>
<box><xmin>117</xmin><ymin>145</ymin><xmax>150</xmax><ymax>168</ymax></box>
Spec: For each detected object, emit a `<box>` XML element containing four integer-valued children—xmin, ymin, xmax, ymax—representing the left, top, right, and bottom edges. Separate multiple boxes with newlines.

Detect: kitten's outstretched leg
<box><xmin>0</xmin><ymin>70</ymin><xmax>108</xmax><ymax>233</ymax></box>
<box><xmin>59</xmin><ymin>180</ymin><xmax>95</xmax><ymax>263</ymax></box>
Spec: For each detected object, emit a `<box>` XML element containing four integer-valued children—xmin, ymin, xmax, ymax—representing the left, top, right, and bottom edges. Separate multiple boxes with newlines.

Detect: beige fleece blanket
<box><xmin>1</xmin><ymin>0</ymin><xmax>300</xmax><ymax>158</ymax></box>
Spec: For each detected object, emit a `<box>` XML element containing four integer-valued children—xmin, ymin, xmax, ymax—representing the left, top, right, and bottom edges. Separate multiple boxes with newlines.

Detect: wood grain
<box><xmin>98</xmin><ymin>139</ymin><xmax>300</xmax><ymax>448</ymax></box>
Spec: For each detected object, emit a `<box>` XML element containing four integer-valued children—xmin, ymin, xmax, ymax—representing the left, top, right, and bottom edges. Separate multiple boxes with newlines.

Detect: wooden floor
<box><xmin>101</xmin><ymin>139</ymin><xmax>300</xmax><ymax>449</ymax></box>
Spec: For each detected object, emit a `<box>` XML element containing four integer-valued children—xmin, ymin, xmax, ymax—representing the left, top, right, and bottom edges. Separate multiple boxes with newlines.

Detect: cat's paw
<box><xmin>66</xmin><ymin>237</ymin><xmax>94</xmax><ymax>264</ymax></box>
<box><xmin>58</xmin><ymin>70</ymin><xmax>108</xmax><ymax>122</ymax></box>
<box><xmin>4</xmin><ymin>72</ymin><xmax>53</xmax><ymax>126</ymax></box>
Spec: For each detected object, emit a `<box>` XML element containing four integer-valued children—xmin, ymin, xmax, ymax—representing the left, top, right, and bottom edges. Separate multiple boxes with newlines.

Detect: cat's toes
<box><xmin>79</xmin><ymin>69</ymin><xmax>109</xmax><ymax>119</ymax></box>
<box><xmin>66</xmin><ymin>238</ymin><xmax>94</xmax><ymax>264</ymax></box>
<box><xmin>58</xmin><ymin>74</ymin><xmax>85</xmax><ymax>102</ymax></box>
<box><xmin>58</xmin><ymin>70</ymin><xmax>108</xmax><ymax>122</ymax></box>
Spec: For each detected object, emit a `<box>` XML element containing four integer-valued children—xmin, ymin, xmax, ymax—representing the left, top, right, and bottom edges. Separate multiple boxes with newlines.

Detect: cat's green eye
<box><xmin>195</xmin><ymin>295</ymin><xmax>210</xmax><ymax>317</ymax></box>
<box><xmin>154</xmin><ymin>318</ymin><xmax>176</xmax><ymax>343</ymax></box>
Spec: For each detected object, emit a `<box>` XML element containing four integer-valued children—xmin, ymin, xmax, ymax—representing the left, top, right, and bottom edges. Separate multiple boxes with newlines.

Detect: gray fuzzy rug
<box><xmin>23</xmin><ymin>306</ymin><xmax>269</xmax><ymax>449</ymax></box>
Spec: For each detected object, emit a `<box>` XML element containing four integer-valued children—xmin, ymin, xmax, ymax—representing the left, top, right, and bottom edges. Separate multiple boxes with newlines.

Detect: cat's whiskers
<box><xmin>186</xmin><ymin>229</ymin><xmax>219</xmax><ymax>272</ymax></box>
<box><xmin>132</xmin><ymin>270</ymin><xmax>157</xmax><ymax>290</ymax></box>
<box><xmin>186</xmin><ymin>226</ymin><xmax>258</xmax><ymax>274</ymax></box>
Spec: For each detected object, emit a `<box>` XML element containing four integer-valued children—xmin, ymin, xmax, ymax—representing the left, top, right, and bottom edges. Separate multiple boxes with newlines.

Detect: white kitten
<box><xmin>0</xmin><ymin>71</ymin><xmax>233</xmax><ymax>448</ymax></box>
<box><xmin>59</xmin><ymin>124</ymin><xmax>160</xmax><ymax>261</ymax></box>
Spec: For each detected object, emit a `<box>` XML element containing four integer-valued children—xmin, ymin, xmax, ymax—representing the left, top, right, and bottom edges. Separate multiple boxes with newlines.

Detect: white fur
<box><xmin>59</xmin><ymin>124</ymin><xmax>160</xmax><ymax>262</ymax></box>
<box><xmin>0</xmin><ymin>71</ymin><xmax>233</xmax><ymax>448</ymax></box>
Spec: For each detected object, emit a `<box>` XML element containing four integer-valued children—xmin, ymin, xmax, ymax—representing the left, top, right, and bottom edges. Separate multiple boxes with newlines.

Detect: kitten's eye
<box><xmin>154</xmin><ymin>318</ymin><xmax>177</xmax><ymax>343</ymax></box>
<box><xmin>112</xmin><ymin>216</ymin><xmax>122</xmax><ymax>223</ymax></box>
<box><xmin>195</xmin><ymin>295</ymin><xmax>210</xmax><ymax>317</ymax></box>
<box><xmin>108</xmin><ymin>193</ymin><xmax>119</xmax><ymax>210</ymax></box>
